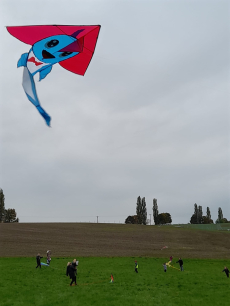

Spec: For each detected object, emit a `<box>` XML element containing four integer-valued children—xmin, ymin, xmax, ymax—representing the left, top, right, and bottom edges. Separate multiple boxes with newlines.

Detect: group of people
<box><xmin>133</xmin><ymin>256</ymin><xmax>184</xmax><ymax>274</ymax></box>
<box><xmin>66</xmin><ymin>259</ymin><xmax>79</xmax><ymax>286</ymax></box>
<box><xmin>36</xmin><ymin>252</ymin><xmax>79</xmax><ymax>286</ymax></box>
<box><xmin>161</xmin><ymin>256</ymin><xmax>229</xmax><ymax>278</ymax></box>
<box><xmin>36</xmin><ymin>250</ymin><xmax>51</xmax><ymax>268</ymax></box>
<box><xmin>162</xmin><ymin>256</ymin><xmax>184</xmax><ymax>272</ymax></box>
<box><xmin>36</xmin><ymin>252</ymin><xmax>229</xmax><ymax>284</ymax></box>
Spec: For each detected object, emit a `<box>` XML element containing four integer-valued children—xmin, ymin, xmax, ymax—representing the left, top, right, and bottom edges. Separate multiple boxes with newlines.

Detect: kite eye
<box><xmin>45</xmin><ymin>40</ymin><xmax>59</xmax><ymax>48</ymax></box>
<box><xmin>59</xmin><ymin>51</ymin><xmax>73</xmax><ymax>57</ymax></box>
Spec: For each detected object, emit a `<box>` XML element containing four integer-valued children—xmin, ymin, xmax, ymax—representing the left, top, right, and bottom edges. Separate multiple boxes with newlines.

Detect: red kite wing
<box><xmin>59</xmin><ymin>26</ymin><xmax>101</xmax><ymax>75</ymax></box>
<box><xmin>6</xmin><ymin>25</ymin><xmax>101</xmax><ymax>75</ymax></box>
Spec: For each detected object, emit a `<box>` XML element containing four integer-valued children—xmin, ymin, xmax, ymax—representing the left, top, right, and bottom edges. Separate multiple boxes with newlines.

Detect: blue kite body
<box><xmin>17</xmin><ymin>34</ymin><xmax>79</xmax><ymax>126</ymax></box>
<box><xmin>41</xmin><ymin>262</ymin><xmax>49</xmax><ymax>266</ymax></box>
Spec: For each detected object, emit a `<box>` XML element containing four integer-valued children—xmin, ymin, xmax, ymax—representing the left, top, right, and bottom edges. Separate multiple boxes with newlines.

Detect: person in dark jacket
<box><xmin>176</xmin><ymin>258</ymin><xmax>184</xmax><ymax>271</ymax></box>
<box><xmin>66</xmin><ymin>262</ymin><xmax>77</xmax><ymax>286</ymax></box>
<box><xmin>222</xmin><ymin>267</ymin><xmax>229</xmax><ymax>278</ymax></box>
<box><xmin>36</xmin><ymin>253</ymin><xmax>43</xmax><ymax>268</ymax></box>
<box><xmin>72</xmin><ymin>259</ymin><xmax>79</xmax><ymax>275</ymax></box>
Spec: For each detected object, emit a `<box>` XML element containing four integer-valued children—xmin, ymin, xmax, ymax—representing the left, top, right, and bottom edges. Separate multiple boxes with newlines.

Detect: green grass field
<box><xmin>176</xmin><ymin>223</ymin><xmax>230</xmax><ymax>231</ymax></box>
<box><xmin>0</xmin><ymin>257</ymin><xmax>229</xmax><ymax>306</ymax></box>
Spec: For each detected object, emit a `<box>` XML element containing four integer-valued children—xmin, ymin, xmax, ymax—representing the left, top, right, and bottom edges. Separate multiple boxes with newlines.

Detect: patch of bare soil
<box><xmin>0</xmin><ymin>223</ymin><xmax>229</xmax><ymax>258</ymax></box>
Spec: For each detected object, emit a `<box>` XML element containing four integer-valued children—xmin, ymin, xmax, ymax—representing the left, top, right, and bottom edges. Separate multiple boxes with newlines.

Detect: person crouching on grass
<box><xmin>36</xmin><ymin>253</ymin><xmax>43</xmax><ymax>268</ymax></box>
<box><xmin>222</xmin><ymin>267</ymin><xmax>229</xmax><ymax>278</ymax></box>
<box><xmin>66</xmin><ymin>262</ymin><xmax>77</xmax><ymax>286</ymax></box>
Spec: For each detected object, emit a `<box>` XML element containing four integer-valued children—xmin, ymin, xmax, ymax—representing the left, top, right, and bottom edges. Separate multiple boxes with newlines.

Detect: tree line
<box><xmin>190</xmin><ymin>203</ymin><xmax>229</xmax><ymax>224</ymax></box>
<box><xmin>125</xmin><ymin>197</ymin><xmax>172</xmax><ymax>225</ymax></box>
<box><xmin>125</xmin><ymin>197</ymin><xmax>229</xmax><ymax>225</ymax></box>
<box><xmin>0</xmin><ymin>188</ymin><xmax>19</xmax><ymax>223</ymax></box>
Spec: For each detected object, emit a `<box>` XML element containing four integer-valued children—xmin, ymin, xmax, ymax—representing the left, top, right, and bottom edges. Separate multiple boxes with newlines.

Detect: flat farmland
<box><xmin>0</xmin><ymin>223</ymin><xmax>229</xmax><ymax>258</ymax></box>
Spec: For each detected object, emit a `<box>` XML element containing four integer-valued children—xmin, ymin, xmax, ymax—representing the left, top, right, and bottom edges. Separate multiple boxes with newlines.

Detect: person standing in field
<box><xmin>66</xmin><ymin>262</ymin><xmax>77</xmax><ymax>286</ymax></box>
<box><xmin>169</xmin><ymin>256</ymin><xmax>173</xmax><ymax>262</ymax></box>
<box><xmin>222</xmin><ymin>267</ymin><xmax>229</xmax><ymax>278</ymax></box>
<box><xmin>72</xmin><ymin>259</ymin><xmax>79</xmax><ymax>275</ymax></box>
<box><xmin>135</xmin><ymin>261</ymin><xmax>138</xmax><ymax>273</ymax></box>
<box><xmin>46</xmin><ymin>250</ymin><xmax>51</xmax><ymax>265</ymax></box>
<box><xmin>36</xmin><ymin>253</ymin><xmax>43</xmax><ymax>268</ymax></box>
<box><xmin>163</xmin><ymin>263</ymin><xmax>167</xmax><ymax>272</ymax></box>
<box><xmin>176</xmin><ymin>258</ymin><xmax>184</xmax><ymax>271</ymax></box>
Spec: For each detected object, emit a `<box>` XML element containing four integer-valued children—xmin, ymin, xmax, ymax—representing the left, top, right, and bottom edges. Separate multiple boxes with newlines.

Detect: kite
<box><xmin>6</xmin><ymin>25</ymin><xmax>101</xmax><ymax>126</ymax></box>
<box><xmin>166</xmin><ymin>261</ymin><xmax>180</xmax><ymax>271</ymax></box>
<box><xmin>110</xmin><ymin>274</ymin><xmax>114</xmax><ymax>283</ymax></box>
<box><xmin>41</xmin><ymin>262</ymin><xmax>49</xmax><ymax>267</ymax></box>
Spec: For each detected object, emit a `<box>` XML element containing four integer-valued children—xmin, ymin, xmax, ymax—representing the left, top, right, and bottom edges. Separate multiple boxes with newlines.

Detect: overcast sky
<box><xmin>0</xmin><ymin>0</ymin><xmax>229</xmax><ymax>224</ymax></box>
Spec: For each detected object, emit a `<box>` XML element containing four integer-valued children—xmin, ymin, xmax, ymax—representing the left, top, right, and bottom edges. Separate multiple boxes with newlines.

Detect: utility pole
<box><xmin>149</xmin><ymin>214</ymin><xmax>151</xmax><ymax>225</ymax></box>
<box><xmin>97</xmin><ymin>216</ymin><xmax>98</xmax><ymax>223</ymax></box>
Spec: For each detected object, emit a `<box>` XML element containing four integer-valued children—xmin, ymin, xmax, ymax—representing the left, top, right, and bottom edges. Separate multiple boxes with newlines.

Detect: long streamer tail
<box><xmin>22</xmin><ymin>67</ymin><xmax>51</xmax><ymax>126</ymax></box>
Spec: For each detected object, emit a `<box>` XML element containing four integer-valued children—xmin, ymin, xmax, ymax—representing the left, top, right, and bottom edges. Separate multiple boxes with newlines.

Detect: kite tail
<box><xmin>36</xmin><ymin>106</ymin><xmax>51</xmax><ymax>126</ymax></box>
<box><xmin>22</xmin><ymin>67</ymin><xmax>51</xmax><ymax>126</ymax></box>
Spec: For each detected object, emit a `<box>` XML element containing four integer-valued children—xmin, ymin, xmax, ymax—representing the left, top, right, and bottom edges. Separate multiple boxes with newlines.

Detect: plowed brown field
<box><xmin>0</xmin><ymin>223</ymin><xmax>229</xmax><ymax>258</ymax></box>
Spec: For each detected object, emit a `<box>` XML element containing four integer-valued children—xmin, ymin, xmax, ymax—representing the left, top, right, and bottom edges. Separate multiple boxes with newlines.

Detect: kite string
<box><xmin>166</xmin><ymin>261</ymin><xmax>181</xmax><ymax>271</ymax></box>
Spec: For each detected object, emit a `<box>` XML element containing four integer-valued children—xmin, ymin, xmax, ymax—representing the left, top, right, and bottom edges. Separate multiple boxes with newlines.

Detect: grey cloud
<box><xmin>1</xmin><ymin>0</ymin><xmax>229</xmax><ymax>224</ymax></box>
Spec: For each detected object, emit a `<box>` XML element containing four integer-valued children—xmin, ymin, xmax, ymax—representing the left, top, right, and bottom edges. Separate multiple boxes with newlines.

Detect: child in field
<box><xmin>222</xmin><ymin>267</ymin><xmax>229</xmax><ymax>278</ymax></box>
<box><xmin>46</xmin><ymin>250</ymin><xmax>51</xmax><ymax>265</ymax></box>
<box><xmin>72</xmin><ymin>259</ymin><xmax>79</xmax><ymax>275</ymax></box>
<box><xmin>169</xmin><ymin>256</ymin><xmax>173</xmax><ymax>262</ymax></box>
<box><xmin>36</xmin><ymin>253</ymin><xmax>43</xmax><ymax>268</ymax></box>
<box><xmin>66</xmin><ymin>262</ymin><xmax>77</xmax><ymax>286</ymax></box>
<box><xmin>163</xmin><ymin>263</ymin><xmax>167</xmax><ymax>272</ymax></box>
<box><xmin>135</xmin><ymin>261</ymin><xmax>138</xmax><ymax>273</ymax></box>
